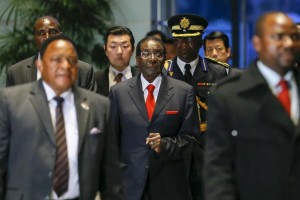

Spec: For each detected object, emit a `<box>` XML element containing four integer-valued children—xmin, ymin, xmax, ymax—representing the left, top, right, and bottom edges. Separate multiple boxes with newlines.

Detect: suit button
<box><xmin>48</xmin><ymin>171</ymin><xmax>52</xmax><ymax>178</ymax></box>
<box><xmin>145</xmin><ymin>166</ymin><xmax>149</xmax><ymax>170</ymax></box>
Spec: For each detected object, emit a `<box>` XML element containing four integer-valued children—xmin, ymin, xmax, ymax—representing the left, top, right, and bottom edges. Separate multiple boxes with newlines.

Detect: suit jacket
<box><xmin>0</xmin><ymin>80</ymin><xmax>122</xmax><ymax>200</ymax></box>
<box><xmin>6</xmin><ymin>56</ymin><xmax>97</xmax><ymax>91</ymax></box>
<box><xmin>109</xmin><ymin>73</ymin><xmax>200</xmax><ymax>200</ymax></box>
<box><xmin>95</xmin><ymin>66</ymin><xmax>140</xmax><ymax>96</ymax></box>
<box><xmin>204</xmin><ymin>62</ymin><xmax>300</xmax><ymax>200</ymax></box>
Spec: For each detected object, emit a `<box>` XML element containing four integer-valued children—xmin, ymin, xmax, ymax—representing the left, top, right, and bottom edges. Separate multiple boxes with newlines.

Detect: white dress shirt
<box><xmin>257</xmin><ymin>60</ymin><xmax>299</xmax><ymax>125</ymax></box>
<box><xmin>43</xmin><ymin>82</ymin><xmax>80</xmax><ymax>199</ymax></box>
<box><xmin>141</xmin><ymin>74</ymin><xmax>162</xmax><ymax>102</ymax></box>
<box><xmin>177</xmin><ymin>56</ymin><xmax>199</xmax><ymax>76</ymax></box>
<box><xmin>109</xmin><ymin>65</ymin><xmax>133</xmax><ymax>90</ymax></box>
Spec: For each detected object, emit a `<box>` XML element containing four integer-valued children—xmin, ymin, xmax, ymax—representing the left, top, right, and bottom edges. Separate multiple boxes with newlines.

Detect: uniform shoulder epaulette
<box><xmin>204</xmin><ymin>56</ymin><xmax>229</xmax><ymax>68</ymax></box>
<box><xmin>164</xmin><ymin>59</ymin><xmax>173</xmax><ymax>71</ymax></box>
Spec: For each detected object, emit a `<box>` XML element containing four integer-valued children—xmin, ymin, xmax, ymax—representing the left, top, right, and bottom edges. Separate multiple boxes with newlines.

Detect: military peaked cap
<box><xmin>168</xmin><ymin>14</ymin><xmax>208</xmax><ymax>37</ymax></box>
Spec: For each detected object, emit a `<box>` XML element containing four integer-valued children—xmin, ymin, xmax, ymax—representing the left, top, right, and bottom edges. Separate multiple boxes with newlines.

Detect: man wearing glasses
<box><xmin>6</xmin><ymin>16</ymin><xmax>96</xmax><ymax>91</ymax></box>
<box><xmin>109</xmin><ymin>36</ymin><xmax>200</xmax><ymax>200</ymax></box>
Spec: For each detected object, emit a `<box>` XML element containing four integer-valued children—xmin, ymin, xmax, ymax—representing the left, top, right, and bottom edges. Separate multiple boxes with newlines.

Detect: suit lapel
<box><xmin>151</xmin><ymin>75</ymin><xmax>174</xmax><ymax>122</ymax></box>
<box><xmin>73</xmin><ymin>87</ymin><xmax>90</xmax><ymax>152</ymax></box>
<box><xmin>26</xmin><ymin>56</ymin><xmax>38</xmax><ymax>82</ymax></box>
<box><xmin>128</xmin><ymin>76</ymin><xmax>149</xmax><ymax>123</ymax></box>
<box><xmin>238</xmin><ymin>63</ymin><xmax>295</xmax><ymax>137</ymax></box>
<box><xmin>29</xmin><ymin>80</ymin><xmax>55</xmax><ymax>144</ymax></box>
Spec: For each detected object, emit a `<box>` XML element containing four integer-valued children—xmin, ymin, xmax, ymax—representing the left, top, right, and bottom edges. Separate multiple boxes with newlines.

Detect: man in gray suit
<box><xmin>6</xmin><ymin>16</ymin><xmax>96</xmax><ymax>91</ymax></box>
<box><xmin>0</xmin><ymin>35</ymin><xmax>122</xmax><ymax>200</ymax></box>
<box><xmin>109</xmin><ymin>36</ymin><xmax>200</xmax><ymax>200</ymax></box>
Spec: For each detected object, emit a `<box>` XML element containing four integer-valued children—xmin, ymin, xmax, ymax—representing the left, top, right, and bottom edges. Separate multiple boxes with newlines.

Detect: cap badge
<box><xmin>180</xmin><ymin>17</ymin><xmax>190</xmax><ymax>29</ymax></box>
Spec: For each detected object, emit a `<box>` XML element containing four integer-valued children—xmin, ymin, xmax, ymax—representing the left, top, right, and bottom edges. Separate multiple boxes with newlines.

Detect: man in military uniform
<box><xmin>164</xmin><ymin>14</ymin><xmax>227</xmax><ymax>200</ymax></box>
<box><xmin>164</xmin><ymin>14</ymin><xmax>227</xmax><ymax>133</ymax></box>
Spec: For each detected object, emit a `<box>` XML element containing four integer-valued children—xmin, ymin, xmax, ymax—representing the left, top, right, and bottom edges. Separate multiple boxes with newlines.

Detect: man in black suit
<box><xmin>6</xmin><ymin>16</ymin><xmax>96</xmax><ymax>91</ymax></box>
<box><xmin>109</xmin><ymin>36</ymin><xmax>200</xmax><ymax>200</ymax></box>
<box><xmin>95</xmin><ymin>26</ymin><xmax>139</xmax><ymax>96</ymax></box>
<box><xmin>0</xmin><ymin>35</ymin><xmax>122</xmax><ymax>200</ymax></box>
<box><xmin>203</xmin><ymin>31</ymin><xmax>243</xmax><ymax>75</ymax></box>
<box><xmin>204</xmin><ymin>12</ymin><xmax>300</xmax><ymax>200</ymax></box>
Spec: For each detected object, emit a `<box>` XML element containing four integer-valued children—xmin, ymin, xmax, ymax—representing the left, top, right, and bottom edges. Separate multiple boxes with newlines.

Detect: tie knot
<box><xmin>147</xmin><ymin>84</ymin><xmax>155</xmax><ymax>93</ymax></box>
<box><xmin>278</xmin><ymin>79</ymin><xmax>289</xmax><ymax>90</ymax></box>
<box><xmin>114</xmin><ymin>73</ymin><xmax>123</xmax><ymax>83</ymax></box>
<box><xmin>54</xmin><ymin>96</ymin><xmax>64</xmax><ymax>107</ymax></box>
<box><xmin>185</xmin><ymin>64</ymin><xmax>191</xmax><ymax>70</ymax></box>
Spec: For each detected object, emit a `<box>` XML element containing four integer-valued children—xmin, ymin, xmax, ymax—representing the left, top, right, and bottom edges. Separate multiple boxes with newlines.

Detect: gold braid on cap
<box><xmin>172</xmin><ymin>32</ymin><xmax>201</xmax><ymax>37</ymax></box>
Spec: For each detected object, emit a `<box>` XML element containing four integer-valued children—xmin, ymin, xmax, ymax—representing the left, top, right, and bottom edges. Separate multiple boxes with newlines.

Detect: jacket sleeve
<box><xmin>0</xmin><ymin>91</ymin><xmax>9</xmax><ymax>200</ymax></box>
<box><xmin>157</xmin><ymin>86</ymin><xmax>200</xmax><ymax>160</ymax></box>
<box><xmin>204</xmin><ymin>90</ymin><xmax>237</xmax><ymax>200</ymax></box>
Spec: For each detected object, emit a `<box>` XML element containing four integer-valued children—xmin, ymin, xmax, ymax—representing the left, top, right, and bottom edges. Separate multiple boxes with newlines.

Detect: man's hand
<box><xmin>146</xmin><ymin>133</ymin><xmax>161</xmax><ymax>153</ymax></box>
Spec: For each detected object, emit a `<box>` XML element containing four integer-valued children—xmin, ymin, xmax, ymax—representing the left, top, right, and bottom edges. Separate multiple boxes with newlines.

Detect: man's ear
<box><xmin>252</xmin><ymin>35</ymin><xmax>261</xmax><ymax>53</ymax></box>
<box><xmin>103</xmin><ymin>44</ymin><xmax>108</xmax><ymax>56</ymax></box>
<box><xmin>35</xmin><ymin>59</ymin><xmax>43</xmax><ymax>73</ymax></box>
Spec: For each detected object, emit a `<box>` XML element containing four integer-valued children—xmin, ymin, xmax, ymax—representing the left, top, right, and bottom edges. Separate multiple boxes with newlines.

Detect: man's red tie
<box><xmin>277</xmin><ymin>79</ymin><xmax>291</xmax><ymax>116</ymax></box>
<box><xmin>146</xmin><ymin>84</ymin><xmax>156</xmax><ymax>120</ymax></box>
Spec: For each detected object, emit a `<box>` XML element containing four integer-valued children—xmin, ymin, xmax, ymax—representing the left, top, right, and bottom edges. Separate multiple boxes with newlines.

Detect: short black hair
<box><xmin>40</xmin><ymin>35</ymin><xmax>77</xmax><ymax>59</ymax></box>
<box><xmin>145</xmin><ymin>30</ymin><xmax>167</xmax><ymax>43</ymax></box>
<box><xmin>104</xmin><ymin>26</ymin><xmax>135</xmax><ymax>49</ymax></box>
<box><xmin>203</xmin><ymin>31</ymin><xmax>230</xmax><ymax>51</ymax></box>
<box><xmin>136</xmin><ymin>36</ymin><xmax>166</xmax><ymax>58</ymax></box>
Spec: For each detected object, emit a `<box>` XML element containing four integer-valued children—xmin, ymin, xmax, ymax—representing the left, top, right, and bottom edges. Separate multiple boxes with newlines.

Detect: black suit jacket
<box><xmin>95</xmin><ymin>66</ymin><xmax>140</xmax><ymax>96</ymax></box>
<box><xmin>109</xmin><ymin>73</ymin><xmax>200</xmax><ymax>200</ymax></box>
<box><xmin>0</xmin><ymin>80</ymin><xmax>122</xmax><ymax>200</ymax></box>
<box><xmin>6</xmin><ymin>56</ymin><xmax>96</xmax><ymax>91</ymax></box>
<box><xmin>205</xmin><ymin>62</ymin><xmax>300</xmax><ymax>200</ymax></box>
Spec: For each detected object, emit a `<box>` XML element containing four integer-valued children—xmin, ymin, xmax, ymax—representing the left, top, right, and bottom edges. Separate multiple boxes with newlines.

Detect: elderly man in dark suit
<box><xmin>0</xmin><ymin>35</ymin><xmax>122</xmax><ymax>200</ymax></box>
<box><xmin>6</xmin><ymin>16</ymin><xmax>96</xmax><ymax>91</ymax></box>
<box><xmin>95</xmin><ymin>26</ymin><xmax>139</xmax><ymax>96</ymax></box>
<box><xmin>204</xmin><ymin>12</ymin><xmax>300</xmax><ymax>200</ymax></box>
<box><xmin>109</xmin><ymin>36</ymin><xmax>200</xmax><ymax>200</ymax></box>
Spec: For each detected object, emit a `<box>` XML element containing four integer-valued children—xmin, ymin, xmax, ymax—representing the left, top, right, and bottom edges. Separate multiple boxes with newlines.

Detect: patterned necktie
<box><xmin>184</xmin><ymin>64</ymin><xmax>192</xmax><ymax>83</ymax></box>
<box><xmin>277</xmin><ymin>79</ymin><xmax>291</xmax><ymax>116</ymax></box>
<box><xmin>114</xmin><ymin>73</ymin><xmax>123</xmax><ymax>83</ymax></box>
<box><xmin>146</xmin><ymin>84</ymin><xmax>156</xmax><ymax>120</ymax></box>
<box><xmin>52</xmin><ymin>96</ymin><xmax>69</xmax><ymax>197</ymax></box>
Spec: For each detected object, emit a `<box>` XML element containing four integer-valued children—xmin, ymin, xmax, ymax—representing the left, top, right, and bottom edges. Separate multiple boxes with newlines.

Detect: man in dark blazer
<box><xmin>204</xmin><ymin>12</ymin><xmax>300</xmax><ymax>200</ymax></box>
<box><xmin>109</xmin><ymin>36</ymin><xmax>200</xmax><ymax>200</ymax></box>
<box><xmin>0</xmin><ymin>35</ymin><xmax>122</xmax><ymax>200</ymax></box>
<box><xmin>6</xmin><ymin>16</ymin><xmax>96</xmax><ymax>91</ymax></box>
<box><xmin>95</xmin><ymin>26</ymin><xmax>139</xmax><ymax>96</ymax></box>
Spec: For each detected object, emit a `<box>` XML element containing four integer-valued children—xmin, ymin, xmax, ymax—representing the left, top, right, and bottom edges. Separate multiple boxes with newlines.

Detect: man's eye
<box><xmin>68</xmin><ymin>58</ymin><xmax>78</xmax><ymax>65</ymax></box>
<box><xmin>52</xmin><ymin>57</ymin><xmax>61</xmax><ymax>63</ymax></box>
<box><xmin>272</xmin><ymin>34</ymin><xmax>283</xmax><ymax>40</ymax></box>
<box><xmin>36</xmin><ymin>30</ymin><xmax>46</xmax><ymax>36</ymax></box>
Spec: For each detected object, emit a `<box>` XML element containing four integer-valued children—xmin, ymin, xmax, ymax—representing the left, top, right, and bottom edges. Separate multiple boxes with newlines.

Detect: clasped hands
<box><xmin>146</xmin><ymin>133</ymin><xmax>161</xmax><ymax>153</ymax></box>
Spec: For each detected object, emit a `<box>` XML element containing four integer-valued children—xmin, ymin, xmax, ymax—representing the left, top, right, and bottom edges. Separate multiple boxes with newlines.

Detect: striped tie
<box><xmin>52</xmin><ymin>96</ymin><xmax>69</xmax><ymax>197</ymax></box>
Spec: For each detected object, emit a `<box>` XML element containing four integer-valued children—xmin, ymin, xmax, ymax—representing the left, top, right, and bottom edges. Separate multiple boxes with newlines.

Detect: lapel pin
<box><xmin>81</xmin><ymin>102</ymin><xmax>89</xmax><ymax>110</ymax></box>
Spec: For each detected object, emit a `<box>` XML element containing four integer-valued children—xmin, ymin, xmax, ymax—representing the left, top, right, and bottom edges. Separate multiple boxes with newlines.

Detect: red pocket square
<box><xmin>166</xmin><ymin>110</ymin><xmax>179</xmax><ymax>115</ymax></box>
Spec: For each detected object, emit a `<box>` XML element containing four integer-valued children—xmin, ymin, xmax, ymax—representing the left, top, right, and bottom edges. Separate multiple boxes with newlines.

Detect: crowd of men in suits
<box><xmin>1</xmin><ymin>10</ymin><xmax>300</xmax><ymax>200</ymax></box>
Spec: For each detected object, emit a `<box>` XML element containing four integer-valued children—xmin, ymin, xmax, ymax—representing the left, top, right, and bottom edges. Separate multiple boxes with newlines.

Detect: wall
<box><xmin>109</xmin><ymin>0</ymin><xmax>151</xmax><ymax>65</ymax></box>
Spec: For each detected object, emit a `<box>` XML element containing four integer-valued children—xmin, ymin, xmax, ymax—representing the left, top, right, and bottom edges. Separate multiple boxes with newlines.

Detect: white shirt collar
<box><xmin>42</xmin><ymin>81</ymin><xmax>73</xmax><ymax>104</ymax></box>
<box><xmin>177</xmin><ymin>57</ymin><xmax>199</xmax><ymax>75</ymax></box>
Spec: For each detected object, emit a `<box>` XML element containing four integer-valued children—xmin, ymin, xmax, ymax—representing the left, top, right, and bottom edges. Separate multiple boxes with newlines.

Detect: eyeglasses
<box><xmin>140</xmin><ymin>51</ymin><xmax>164</xmax><ymax>59</ymax></box>
<box><xmin>35</xmin><ymin>28</ymin><xmax>61</xmax><ymax>37</ymax></box>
